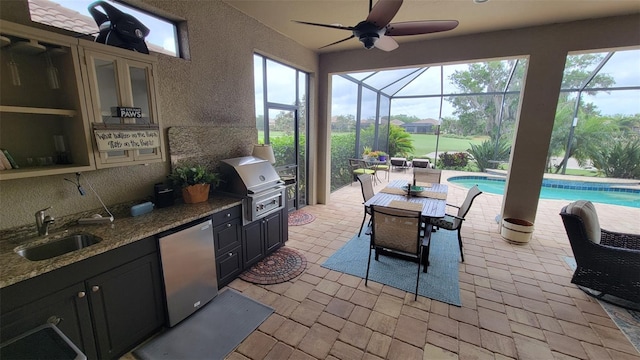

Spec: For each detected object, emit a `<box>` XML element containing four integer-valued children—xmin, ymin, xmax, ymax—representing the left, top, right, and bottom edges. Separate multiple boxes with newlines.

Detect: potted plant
<box><xmin>168</xmin><ymin>164</ymin><xmax>222</xmax><ymax>203</ymax></box>
<box><xmin>377</xmin><ymin>151</ymin><xmax>388</xmax><ymax>161</ymax></box>
<box><xmin>362</xmin><ymin>146</ymin><xmax>373</xmax><ymax>160</ymax></box>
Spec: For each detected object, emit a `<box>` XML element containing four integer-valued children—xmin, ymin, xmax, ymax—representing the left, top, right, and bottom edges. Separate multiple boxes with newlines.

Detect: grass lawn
<box><xmin>555</xmin><ymin>168</ymin><xmax>601</xmax><ymax>177</ymax></box>
<box><xmin>410</xmin><ymin>134</ymin><xmax>488</xmax><ymax>157</ymax></box>
<box><xmin>262</xmin><ymin>131</ymin><xmax>488</xmax><ymax>158</ymax></box>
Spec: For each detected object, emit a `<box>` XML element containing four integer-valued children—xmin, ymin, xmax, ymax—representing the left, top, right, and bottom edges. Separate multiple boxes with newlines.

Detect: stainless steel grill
<box><xmin>219</xmin><ymin>156</ymin><xmax>285</xmax><ymax>224</ymax></box>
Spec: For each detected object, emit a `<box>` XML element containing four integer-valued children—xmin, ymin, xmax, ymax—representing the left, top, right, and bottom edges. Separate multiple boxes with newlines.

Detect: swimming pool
<box><xmin>448</xmin><ymin>176</ymin><xmax>640</xmax><ymax>208</ymax></box>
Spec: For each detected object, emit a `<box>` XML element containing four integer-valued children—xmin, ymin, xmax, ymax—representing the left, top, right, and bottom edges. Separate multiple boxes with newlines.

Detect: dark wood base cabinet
<box><xmin>0</xmin><ymin>237</ymin><xmax>164</xmax><ymax>360</ymax></box>
<box><xmin>213</xmin><ymin>206</ymin><xmax>243</xmax><ymax>288</ymax></box>
<box><xmin>242</xmin><ymin>209</ymin><xmax>285</xmax><ymax>269</ymax></box>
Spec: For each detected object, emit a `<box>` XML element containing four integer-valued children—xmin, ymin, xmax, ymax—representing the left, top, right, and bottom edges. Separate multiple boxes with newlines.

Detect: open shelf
<box><xmin>0</xmin><ymin>106</ymin><xmax>77</xmax><ymax>117</ymax></box>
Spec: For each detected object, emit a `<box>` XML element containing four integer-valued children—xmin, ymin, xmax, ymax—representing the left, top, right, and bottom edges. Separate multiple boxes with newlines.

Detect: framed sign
<box><xmin>116</xmin><ymin>107</ymin><xmax>142</xmax><ymax>118</ymax></box>
<box><xmin>94</xmin><ymin>130</ymin><xmax>160</xmax><ymax>151</ymax></box>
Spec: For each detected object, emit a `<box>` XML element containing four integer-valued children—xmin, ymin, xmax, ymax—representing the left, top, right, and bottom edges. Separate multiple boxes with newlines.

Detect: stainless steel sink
<box><xmin>16</xmin><ymin>233</ymin><xmax>102</xmax><ymax>261</ymax></box>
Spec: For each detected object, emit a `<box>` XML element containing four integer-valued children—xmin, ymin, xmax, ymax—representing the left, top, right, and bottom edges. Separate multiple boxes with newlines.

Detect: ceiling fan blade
<box><xmin>374</xmin><ymin>35</ymin><xmax>398</xmax><ymax>52</ymax></box>
<box><xmin>319</xmin><ymin>35</ymin><xmax>356</xmax><ymax>49</ymax></box>
<box><xmin>385</xmin><ymin>20</ymin><xmax>459</xmax><ymax>36</ymax></box>
<box><xmin>366</xmin><ymin>0</ymin><xmax>403</xmax><ymax>28</ymax></box>
<box><xmin>292</xmin><ymin>20</ymin><xmax>354</xmax><ymax>31</ymax></box>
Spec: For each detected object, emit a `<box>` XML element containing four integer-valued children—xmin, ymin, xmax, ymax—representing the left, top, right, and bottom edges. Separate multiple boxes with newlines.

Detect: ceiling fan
<box><xmin>293</xmin><ymin>0</ymin><xmax>459</xmax><ymax>51</ymax></box>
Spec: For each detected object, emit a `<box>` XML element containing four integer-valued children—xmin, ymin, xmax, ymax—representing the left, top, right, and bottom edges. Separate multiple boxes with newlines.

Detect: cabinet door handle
<box><xmin>228</xmin><ymin>252</ymin><xmax>233</xmax><ymax>257</ymax></box>
<box><xmin>47</xmin><ymin>316</ymin><xmax>62</xmax><ymax>325</ymax></box>
<box><xmin>227</xmin><ymin>223</ymin><xmax>231</xmax><ymax>228</ymax></box>
<box><xmin>226</xmin><ymin>213</ymin><xmax>231</xmax><ymax>217</ymax></box>
<box><xmin>92</xmin><ymin>286</ymin><xmax>100</xmax><ymax>292</ymax></box>
<box><xmin>78</xmin><ymin>291</ymin><xmax>86</xmax><ymax>298</ymax></box>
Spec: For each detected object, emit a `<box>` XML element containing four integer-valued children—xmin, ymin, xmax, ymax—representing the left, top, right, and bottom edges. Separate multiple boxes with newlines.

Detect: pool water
<box><xmin>448</xmin><ymin>176</ymin><xmax>640</xmax><ymax>208</ymax></box>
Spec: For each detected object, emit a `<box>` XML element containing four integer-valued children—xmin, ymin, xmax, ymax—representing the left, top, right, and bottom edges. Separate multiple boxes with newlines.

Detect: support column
<box><xmin>501</xmin><ymin>52</ymin><xmax>567</xmax><ymax>225</ymax></box>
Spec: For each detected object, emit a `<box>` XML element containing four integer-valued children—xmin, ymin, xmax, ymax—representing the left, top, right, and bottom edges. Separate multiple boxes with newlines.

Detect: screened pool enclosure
<box><xmin>329</xmin><ymin>48</ymin><xmax>640</xmax><ymax>191</ymax></box>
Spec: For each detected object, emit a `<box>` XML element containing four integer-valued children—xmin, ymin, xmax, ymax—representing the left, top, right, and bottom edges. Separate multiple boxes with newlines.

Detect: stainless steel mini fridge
<box><xmin>158</xmin><ymin>217</ymin><xmax>218</xmax><ymax>327</ymax></box>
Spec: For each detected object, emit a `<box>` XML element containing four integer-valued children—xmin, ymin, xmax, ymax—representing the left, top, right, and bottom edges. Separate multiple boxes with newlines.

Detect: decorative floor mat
<box><xmin>323</xmin><ymin>230</ymin><xmax>461</xmax><ymax>306</ymax></box>
<box><xmin>240</xmin><ymin>247</ymin><xmax>307</xmax><ymax>285</ymax></box>
<box><xmin>133</xmin><ymin>289</ymin><xmax>273</xmax><ymax>360</ymax></box>
<box><xmin>288</xmin><ymin>210</ymin><xmax>316</xmax><ymax>226</ymax></box>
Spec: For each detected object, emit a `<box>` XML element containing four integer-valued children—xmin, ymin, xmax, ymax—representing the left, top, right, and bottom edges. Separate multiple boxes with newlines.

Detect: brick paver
<box><xmin>221</xmin><ymin>170</ymin><xmax>639</xmax><ymax>360</ymax></box>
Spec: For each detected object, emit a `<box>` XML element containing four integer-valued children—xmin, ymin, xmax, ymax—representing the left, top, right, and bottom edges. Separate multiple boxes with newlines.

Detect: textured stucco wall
<box><xmin>0</xmin><ymin>0</ymin><xmax>318</xmax><ymax>229</ymax></box>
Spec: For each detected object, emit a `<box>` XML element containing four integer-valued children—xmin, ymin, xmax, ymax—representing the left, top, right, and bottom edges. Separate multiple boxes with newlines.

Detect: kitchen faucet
<box><xmin>35</xmin><ymin>206</ymin><xmax>55</xmax><ymax>236</ymax></box>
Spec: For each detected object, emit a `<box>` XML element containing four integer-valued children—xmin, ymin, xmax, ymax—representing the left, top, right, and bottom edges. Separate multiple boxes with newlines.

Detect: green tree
<box><xmin>332</xmin><ymin>114</ymin><xmax>356</xmax><ymax>132</ymax></box>
<box><xmin>447</xmin><ymin>60</ymin><xmax>524</xmax><ymax>139</ymax></box>
<box><xmin>255</xmin><ymin>114</ymin><xmax>265</xmax><ymax>131</ymax></box>
<box><xmin>547</xmin><ymin>54</ymin><xmax>616</xmax><ymax>172</ymax></box>
<box><xmin>274</xmin><ymin>111</ymin><xmax>294</xmax><ymax>135</ymax></box>
<box><xmin>387</xmin><ymin>125</ymin><xmax>414</xmax><ymax>157</ymax></box>
<box><xmin>390</xmin><ymin>114</ymin><xmax>421</xmax><ymax>124</ymax></box>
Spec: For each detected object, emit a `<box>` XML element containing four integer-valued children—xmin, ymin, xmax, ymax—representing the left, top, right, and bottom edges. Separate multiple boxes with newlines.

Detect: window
<box><xmin>254</xmin><ymin>54</ymin><xmax>309</xmax><ymax>210</ymax></box>
<box><xmin>331</xmin><ymin>57</ymin><xmax>528</xmax><ymax>189</ymax></box>
<box><xmin>28</xmin><ymin>0</ymin><xmax>179</xmax><ymax>57</ymax></box>
<box><xmin>551</xmin><ymin>48</ymin><xmax>640</xmax><ymax>175</ymax></box>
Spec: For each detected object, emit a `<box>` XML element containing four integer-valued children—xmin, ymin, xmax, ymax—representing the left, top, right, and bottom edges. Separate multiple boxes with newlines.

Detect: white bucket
<box><xmin>501</xmin><ymin>218</ymin><xmax>534</xmax><ymax>243</ymax></box>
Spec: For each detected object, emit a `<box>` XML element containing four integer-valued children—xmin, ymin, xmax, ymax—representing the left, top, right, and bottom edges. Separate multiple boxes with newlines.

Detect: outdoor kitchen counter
<box><xmin>0</xmin><ymin>195</ymin><xmax>242</xmax><ymax>289</ymax></box>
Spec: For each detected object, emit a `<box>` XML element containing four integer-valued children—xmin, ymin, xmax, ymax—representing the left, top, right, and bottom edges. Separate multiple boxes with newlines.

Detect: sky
<box><xmin>49</xmin><ymin>0</ymin><xmax>177</xmax><ymax>54</ymax></box>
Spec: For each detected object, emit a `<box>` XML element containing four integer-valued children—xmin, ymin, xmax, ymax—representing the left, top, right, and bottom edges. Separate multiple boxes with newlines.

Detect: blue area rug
<box><xmin>564</xmin><ymin>257</ymin><xmax>640</xmax><ymax>353</ymax></box>
<box><xmin>322</xmin><ymin>230</ymin><xmax>461</xmax><ymax>306</ymax></box>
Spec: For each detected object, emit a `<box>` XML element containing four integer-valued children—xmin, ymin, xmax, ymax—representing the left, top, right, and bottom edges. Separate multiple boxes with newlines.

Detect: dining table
<box><xmin>364</xmin><ymin>179</ymin><xmax>449</xmax><ymax>271</ymax></box>
<box><xmin>364</xmin><ymin>179</ymin><xmax>448</xmax><ymax>219</ymax></box>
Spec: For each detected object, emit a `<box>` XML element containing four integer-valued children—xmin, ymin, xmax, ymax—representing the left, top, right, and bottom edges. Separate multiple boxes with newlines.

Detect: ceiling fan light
<box><xmin>359</xmin><ymin>33</ymin><xmax>379</xmax><ymax>49</ymax></box>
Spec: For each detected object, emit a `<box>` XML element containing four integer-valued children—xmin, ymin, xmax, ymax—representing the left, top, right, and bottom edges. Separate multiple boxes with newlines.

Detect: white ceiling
<box><xmin>222</xmin><ymin>0</ymin><xmax>640</xmax><ymax>53</ymax></box>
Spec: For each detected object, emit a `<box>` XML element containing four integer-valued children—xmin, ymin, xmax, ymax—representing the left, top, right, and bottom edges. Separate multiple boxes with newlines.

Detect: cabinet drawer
<box><xmin>212</xmin><ymin>205</ymin><xmax>241</xmax><ymax>226</ymax></box>
<box><xmin>213</xmin><ymin>218</ymin><xmax>241</xmax><ymax>254</ymax></box>
<box><xmin>216</xmin><ymin>246</ymin><xmax>242</xmax><ymax>288</ymax></box>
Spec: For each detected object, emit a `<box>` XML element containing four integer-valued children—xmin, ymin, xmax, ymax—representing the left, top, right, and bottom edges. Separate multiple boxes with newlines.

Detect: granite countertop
<box><xmin>0</xmin><ymin>195</ymin><xmax>242</xmax><ymax>289</ymax></box>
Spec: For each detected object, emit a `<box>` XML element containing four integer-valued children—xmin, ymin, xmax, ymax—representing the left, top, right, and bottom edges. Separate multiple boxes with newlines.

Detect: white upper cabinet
<box><xmin>80</xmin><ymin>40</ymin><xmax>164</xmax><ymax>168</ymax></box>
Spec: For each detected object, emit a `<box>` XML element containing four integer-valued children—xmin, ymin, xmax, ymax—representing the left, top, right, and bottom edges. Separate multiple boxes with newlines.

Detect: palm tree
<box><xmin>387</xmin><ymin>125</ymin><xmax>414</xmax><ymax>157</ymax></box>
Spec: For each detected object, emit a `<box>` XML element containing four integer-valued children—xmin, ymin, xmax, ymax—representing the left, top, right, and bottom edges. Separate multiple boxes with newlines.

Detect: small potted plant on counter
<box><xmin>168</xmin><ymin>164</ymin><xmax>222</xmax><ymax>203</ymax></box>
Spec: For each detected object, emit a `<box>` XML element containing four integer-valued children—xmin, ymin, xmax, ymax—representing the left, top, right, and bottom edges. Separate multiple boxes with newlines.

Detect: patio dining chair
<box><xmin>370</xmin><ymin>158</ymin><xmax>390</xmax><ymax>182</ymax></box>
<box><xmin>413</xmin><ymin>168</ymin><xmax>442</xmax><ymax>185</ymax></box>
<box><xmin>428</xmin><ymin>185</ymin><xmax>482</xmax><ymax>264</ymax></box>
<box><xmin>356</xmin><ymin>174</ymin><xmax>375</xmax><ymax>237</ymax></box>
<box><xmin>367</xmin><ymin>205</ymin><xmax>428</xmax><ymax>300</ymax></box>
<box><xmin>348</xmin><ymin>158</ymin><xmax>376</xmax><ymax>185</ymax></box>
<box><xmin>560</xmin><ymin>200</ymin><xmax>640</xmax><ymax>304</ymax></box>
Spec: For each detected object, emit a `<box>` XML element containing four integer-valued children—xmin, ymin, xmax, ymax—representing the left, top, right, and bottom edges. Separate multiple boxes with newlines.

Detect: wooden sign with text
<box><xmin>94</xmin><ymin>130</ymin><xmax>160</xmax><ymax>151</ymax></box>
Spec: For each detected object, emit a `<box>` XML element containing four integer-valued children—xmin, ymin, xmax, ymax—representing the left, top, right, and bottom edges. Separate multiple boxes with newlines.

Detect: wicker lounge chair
<box><xmin>560</xmin><ymin>200</ymin><xmax>640</xmax><ymax>304</ymax></box>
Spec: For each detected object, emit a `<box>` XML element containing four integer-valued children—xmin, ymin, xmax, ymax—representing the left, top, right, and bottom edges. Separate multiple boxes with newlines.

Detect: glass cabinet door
<box><xmin>84</xmin><ymin>49</ymin><xmax>162</xmax><ymax>167</ymax></box>
<box><xmin>128</xmin><ymin>62</ymin><xmax>158</xmax><ymax>158</ymax></box>
<box><xmin>92</xmin><ymin>56</ymin><xmax>128</xmax><ymax>161</ymax></box>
